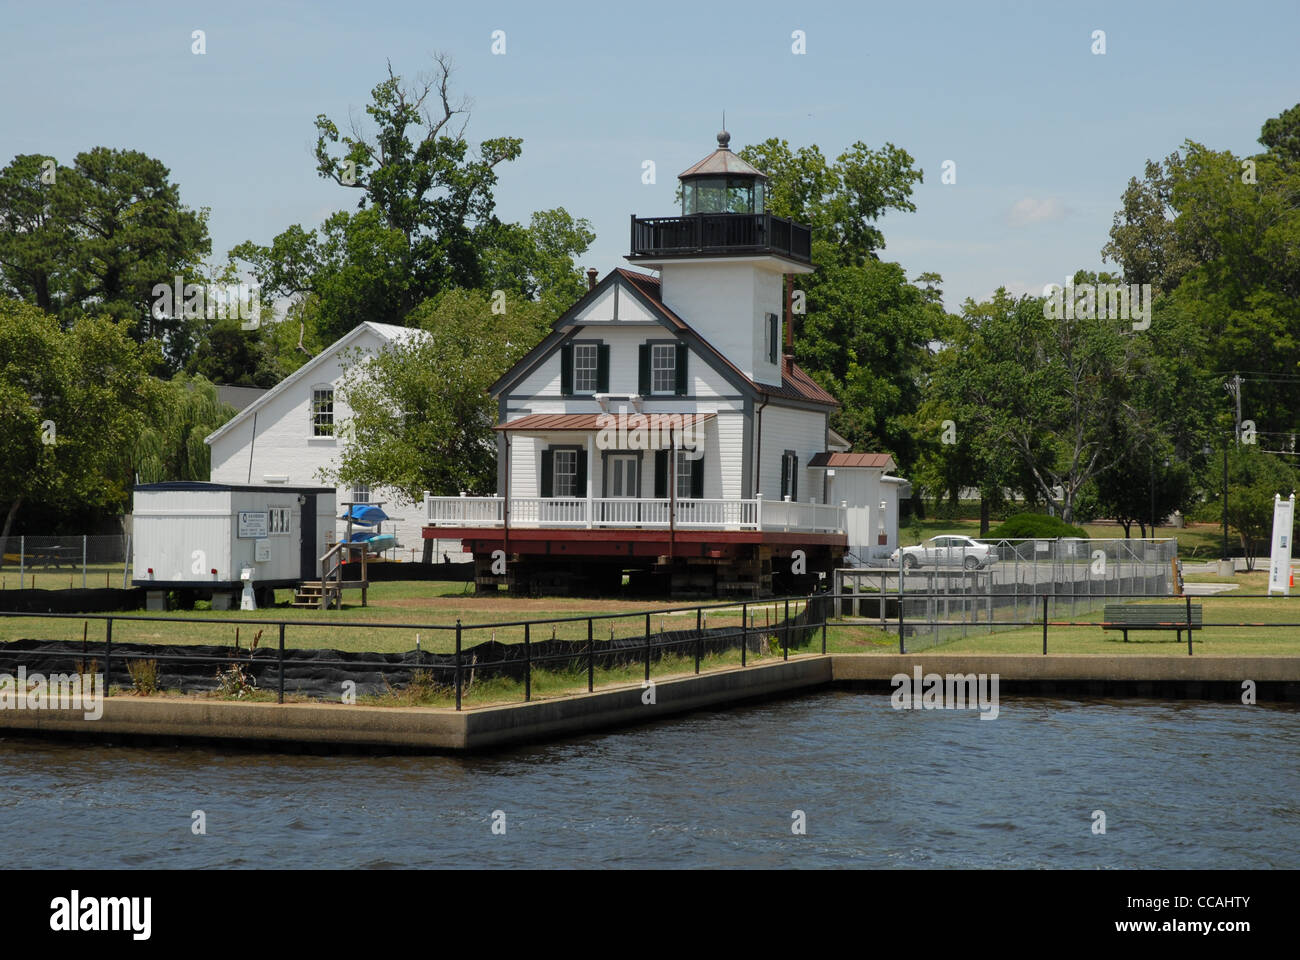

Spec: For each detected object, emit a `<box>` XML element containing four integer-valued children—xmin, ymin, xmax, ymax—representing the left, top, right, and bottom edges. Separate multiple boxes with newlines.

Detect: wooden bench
<box><xmin>1102</xmin><ymin>603</ymin><xmax>1202</xmax><ymax>643</ymax></box>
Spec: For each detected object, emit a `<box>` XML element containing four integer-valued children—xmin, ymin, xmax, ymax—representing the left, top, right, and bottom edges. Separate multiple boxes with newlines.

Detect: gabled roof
<box><xmin>488</xmin><ymin>267</ymin><xmax>838</xmax><ymax>409</ymax></box>
<box><xmin>204</xmin><ymin>321</ymin><xmax>426</xmax><ymax>446</ymax></box>
<box><xmin>615</xmin><ymin>269</ymin><xmax>839</xmax><ymax>408</ymax></box>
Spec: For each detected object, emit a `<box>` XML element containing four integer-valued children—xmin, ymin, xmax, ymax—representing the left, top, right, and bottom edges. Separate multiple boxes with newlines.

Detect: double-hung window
<box><xmin>311</xmin><ymin>387</ymin><xmax>334</xmax><ymax>437</ymax></box>
<box><xmin>651</xmin><ymin>344</ymin><xmax>677</xmax><ymax>394</ymax></box>
<box><xmin>553</xmin><ymin>449</ymin><xmax>579</xmax><ymax>497</ymax></box>
<box><xmin>573</xmin><ymin>344</ymin><xmax>599</xmax><ymax>394</ymax></box>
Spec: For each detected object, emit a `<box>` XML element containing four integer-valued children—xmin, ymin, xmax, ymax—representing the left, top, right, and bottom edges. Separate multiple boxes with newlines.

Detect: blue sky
<box><xmin>2</xmin><ymin>0</ymin><xmax>1295</xmax><ymax>311</ymax></box>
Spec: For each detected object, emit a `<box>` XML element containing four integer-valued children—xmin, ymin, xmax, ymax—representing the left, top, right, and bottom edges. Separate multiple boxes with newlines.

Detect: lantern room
<box><xmin>679</xmin><ymin>130</ymin><xmax>767</xmax><ymax>215</ymax></box>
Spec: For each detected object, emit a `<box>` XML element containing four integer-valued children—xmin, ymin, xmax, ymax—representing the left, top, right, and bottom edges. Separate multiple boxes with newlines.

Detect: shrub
<box><xmin>126</xmin><ymin>658</ymin><xmax>160</xmax><ymax>696</ymax></box>
<box><xmin>988</xmin><ymin>512</ymin><xmax>1088</xmax><ymax>540</ymax></box>
<box><xmin>215</xmin><ymin>663</ymin><xmax>257</xmax><ymax>699</ymax></box>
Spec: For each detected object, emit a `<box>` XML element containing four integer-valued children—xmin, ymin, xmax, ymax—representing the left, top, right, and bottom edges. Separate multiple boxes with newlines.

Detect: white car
<box><xmin>890</xmin><ymin>535</ymin><xmax>993</xmax><ymax>570</ymax></box>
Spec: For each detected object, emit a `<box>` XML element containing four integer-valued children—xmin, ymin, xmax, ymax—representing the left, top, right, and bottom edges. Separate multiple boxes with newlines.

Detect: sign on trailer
<box><xmin>238</xmin><ymin>511</ymin><xmax>269</xmax><ymax>539</ymax></box>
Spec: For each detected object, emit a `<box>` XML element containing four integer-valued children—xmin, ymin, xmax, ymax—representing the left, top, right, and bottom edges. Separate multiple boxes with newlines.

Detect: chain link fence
<box><xmin>836</xmin><ymin>538</ymin><xmax>1180</xmax><ymax>650</ymax></box>
<box><xmin>0</xmin><ymin>535</ymin><xmax>132</xmax><ymax>590</ymax></box>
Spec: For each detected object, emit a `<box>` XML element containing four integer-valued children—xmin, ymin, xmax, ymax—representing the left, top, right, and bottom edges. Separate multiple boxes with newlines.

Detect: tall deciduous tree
<box><xmin>0</xmin><ymin>298</ymin><xmax>162</xmax><ymax>563</ymax></box>
<box><xmin>232</xmin><ymin>56</ymin><xmax>592</xmax><ymax>343</ymax></box>
<box><xmin>928</xmin><ymin>285</ymin><xmax>1145</xmax><ymax>523</ymax></box>
<box><xmin>736</xmin><ymin>138</ymin><xmax>937</xmax><ymax>473</ymax></box>
<box><xmin>0</xmin><ymin>148</ymin><xmax>210</xmax><ymax>372</ymax></box>
<box><xmin>322</xmin><ymin>288</ymin><xmax>551</xmax><ymax>509</ymax></box>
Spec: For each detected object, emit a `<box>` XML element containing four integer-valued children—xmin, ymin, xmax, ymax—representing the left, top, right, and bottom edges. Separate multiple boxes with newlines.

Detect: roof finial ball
<box><xmin>717</xmin><ymin>129</ymin><xmax>731</xmax><ymax>150</ymax></box>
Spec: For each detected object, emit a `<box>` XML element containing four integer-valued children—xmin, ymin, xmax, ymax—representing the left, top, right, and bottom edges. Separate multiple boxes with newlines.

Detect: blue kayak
<box><xmin>340</xmin><ymin>504</ymin><xmax>389</xmax><ymax>525</ymax></box>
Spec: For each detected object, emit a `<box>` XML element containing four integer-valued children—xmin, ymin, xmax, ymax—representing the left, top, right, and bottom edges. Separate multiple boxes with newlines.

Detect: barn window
<box><xmin>310</xmin><ymin>387</ymin><xmax>334</xmax><ymax>437</ymax></box>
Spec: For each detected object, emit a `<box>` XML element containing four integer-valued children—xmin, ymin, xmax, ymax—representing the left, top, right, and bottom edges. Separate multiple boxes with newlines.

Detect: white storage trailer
<box><xmin>131</xmin><ymin>481</ymin><xmax>336</xmax><ymax>609</ymax></box>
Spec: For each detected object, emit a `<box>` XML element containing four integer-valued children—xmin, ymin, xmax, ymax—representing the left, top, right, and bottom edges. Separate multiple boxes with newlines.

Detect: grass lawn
<box><xmin>820</xmin><ymin>586</ymin><xmax>1300</xmax><ymax>656</ymax></box>
<box><xmin>5</xmin><ymin>572</ymin><xmax>1297</xmax><ymax>661</ymax></box>
<box><xmin>0</xmin><ymin>580</ymin><xmax>814</xmax><ymax>655</ymax></box>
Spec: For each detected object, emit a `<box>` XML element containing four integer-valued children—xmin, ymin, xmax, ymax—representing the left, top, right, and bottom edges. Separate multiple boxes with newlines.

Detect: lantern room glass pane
<box><xmin>683</xmin><ymin>176</ymin><xmax>759</xmax><ymax>215</ymax></box>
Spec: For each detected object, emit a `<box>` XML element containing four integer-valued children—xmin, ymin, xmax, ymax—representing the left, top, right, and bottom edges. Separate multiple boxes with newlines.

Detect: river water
<box><xmin>1</xmin><ymin>692</ymin><xmax>1296</xmax><ymax>868</ymax></box>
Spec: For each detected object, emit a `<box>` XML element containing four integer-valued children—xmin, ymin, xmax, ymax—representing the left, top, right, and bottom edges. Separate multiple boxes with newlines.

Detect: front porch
<box><xmin>424</xmin><ymin>494</ymin><xmax>847</xmax><ymax>534</ymax></box>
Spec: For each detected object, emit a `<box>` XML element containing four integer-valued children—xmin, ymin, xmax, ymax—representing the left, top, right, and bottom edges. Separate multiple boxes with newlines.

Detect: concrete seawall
<box><xmin>1</xmin><ymin>654</ymin><xmax>1295</xmax><ymax>753</ymax></box>
<box><xmin>831</xmin><ymin>654</ymin><xmax>1300</xmax><ymax>702</ymax></box>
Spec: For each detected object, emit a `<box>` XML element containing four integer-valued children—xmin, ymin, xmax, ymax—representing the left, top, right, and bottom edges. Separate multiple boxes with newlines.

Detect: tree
<box><xmin>321</xmin><ymin>288</ymin><xmax>551</xmax><ymax>519</ymax></box>
<box><xmin>735</xmin><ymin>138</ymin><xmax>936</xmax><ymax>475</ymax></box>
<box><xmin>1103</xmin><ymin>105</ymin><xmax>1300</xmax><ymax>434</ymax></box>
<box><xmin>0</xmin><ymin>298</ymin><xmax>161</xmax><ymax>563</ymax></box>
<box><xmin>927</xmin><ymin>285</ymin><xmax>1145</xmax><ymax>524</ymax></box>
<box><xmin>1217</xmin><ymin>446</ymin><xmax>1298</xmax><ymax>569</ymax></box>
<box><xmin>0</xmin><ymin>148</ymin><xmax>211</xmax><ymax>372</ymax></box>
<box><xmin>134</xmin><ymin>375</ymin><xmax>237</xmax><ymax>484</ymax></box>
<box><xmin>0</xmin><ymin>154</ymin><xmax>73</xmax><ymax>313</ymax></box>
<box><xmin>233</xmin><ymin>56</ymin><xmax>591</xmax><ymax>341</ymax></box>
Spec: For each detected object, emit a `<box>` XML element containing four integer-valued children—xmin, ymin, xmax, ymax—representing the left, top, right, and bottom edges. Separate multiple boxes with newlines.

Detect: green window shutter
<box><xmin>674</xmin><ymin>342</ymin><xmax>688</xmax><ymax>395</ymax></box>
<box><xmin>560</xmin><ymin>344</ymin><xmax>574</xmax><ymax>396</ymax></box>
<box><xmin>576</xmin><ymin>449</ymin><xmax>588</xmax><ymax>498</ymax></box>
<box><xmin>597</xmin><ymin>343</ymin><xmax>610</xmax><ymax>393</ymax></box>
<box><xmin>689</xmin><ymin>455</ymin><xmax>704</xmax><ymax>499</ymax></box>
<box><xmin>780</xmin><ymin>454</ymin><xmax>789</xmax><ymax>499</ymax></box>
<box><xmin>768</xmin><ymin>315</ymin><xmax>779</xmax><ymax>363</ymax></box>
<box><xmin>791</xmin><ymin>454</ymin><xmax>799</xmax><ymax>501</ymax></box>
<box><xmin>540</xmin><ymin>449</ymin><xmax>554</xmax><ymax>497</ymax></box>
<box><xmin>654</xmin><ymin>450</ymin><xmax>668</xmax><ymax>498</ymax></box>
<box><xmin>638</xmin><ymin>344</ymin><xmax>650</xmax><ymax>395</ymax></box>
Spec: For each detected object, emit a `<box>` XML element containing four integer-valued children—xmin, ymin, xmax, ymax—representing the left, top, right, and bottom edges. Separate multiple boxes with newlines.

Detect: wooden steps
<box><xmin>292</xmin><ymin>580</ymin><xmax>342</xmax><ymax>609</ymax></box>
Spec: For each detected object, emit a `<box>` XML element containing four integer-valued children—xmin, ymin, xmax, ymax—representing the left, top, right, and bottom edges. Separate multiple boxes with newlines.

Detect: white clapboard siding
<box><xmin>759</xmin><ymin>405</ymin><xmax>828</xmax><ymax>502</ymax></box>
<box><xmin>207</xmin><ymin>325</ymin><xmax>427</xmax><ymax>551</ymax></box>
<box><xmin>659</xmin><ymin>262</ymin><xmax>786</xmax><ymax>385</ymax></box>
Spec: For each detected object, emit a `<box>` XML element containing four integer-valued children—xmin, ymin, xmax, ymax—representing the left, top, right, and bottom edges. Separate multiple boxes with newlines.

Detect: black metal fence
<box><xmin>0</xmin><ymin>590</ymin><xmax>1294</xmax><ymax>710</ymax></box>
<box><xmin>0</xmin><ymin>594</ymin><xmax>831</xmax><ymax>709</ymax></box>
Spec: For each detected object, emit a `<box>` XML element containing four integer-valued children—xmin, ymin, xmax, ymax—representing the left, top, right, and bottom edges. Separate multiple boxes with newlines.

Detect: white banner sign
<box><xmin>1267</xmin><ymin>493</ymin><xmax>1295</xmax><ymax>596</ymax></box>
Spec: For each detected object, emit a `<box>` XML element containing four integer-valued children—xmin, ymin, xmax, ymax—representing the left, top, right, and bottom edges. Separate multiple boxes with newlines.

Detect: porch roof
<box><xmin>495</xmin><ymin>412</ymin><xmax>717</xmax><ymax>432</ymax></box>
<box><xmin>806</xmin><ymin>452</ymin><xmax>896</xmax><ymax>470</ymax></box>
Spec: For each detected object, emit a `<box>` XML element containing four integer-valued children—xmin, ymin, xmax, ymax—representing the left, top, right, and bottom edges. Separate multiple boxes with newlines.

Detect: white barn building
<box><xmin>204</xmin><ymin>321</ymin><xmax>447</xmax><ymax>559</ymax></box>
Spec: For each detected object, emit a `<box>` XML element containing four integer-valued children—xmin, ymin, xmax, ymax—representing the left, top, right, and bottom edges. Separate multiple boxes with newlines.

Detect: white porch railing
<box><xmin>424</xmin><ymin>494</ymin><xmax>846</xmax><ymax>534</ymax></box>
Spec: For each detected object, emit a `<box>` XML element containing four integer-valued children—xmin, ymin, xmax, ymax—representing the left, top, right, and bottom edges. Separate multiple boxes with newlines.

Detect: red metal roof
<box><xmin>497</xmin><ymin>412</ymin><xmax>716</xmax><ymax>432</ymax></box>
<box><xmin>615</xmin><ymin>269</ymin><xmax>839</xmax><ymax>408</ymax></box>
<box><xmin>806</xmin><ymin>452</ymin><xmax>895</xmax><ymax>469</ymax></box>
